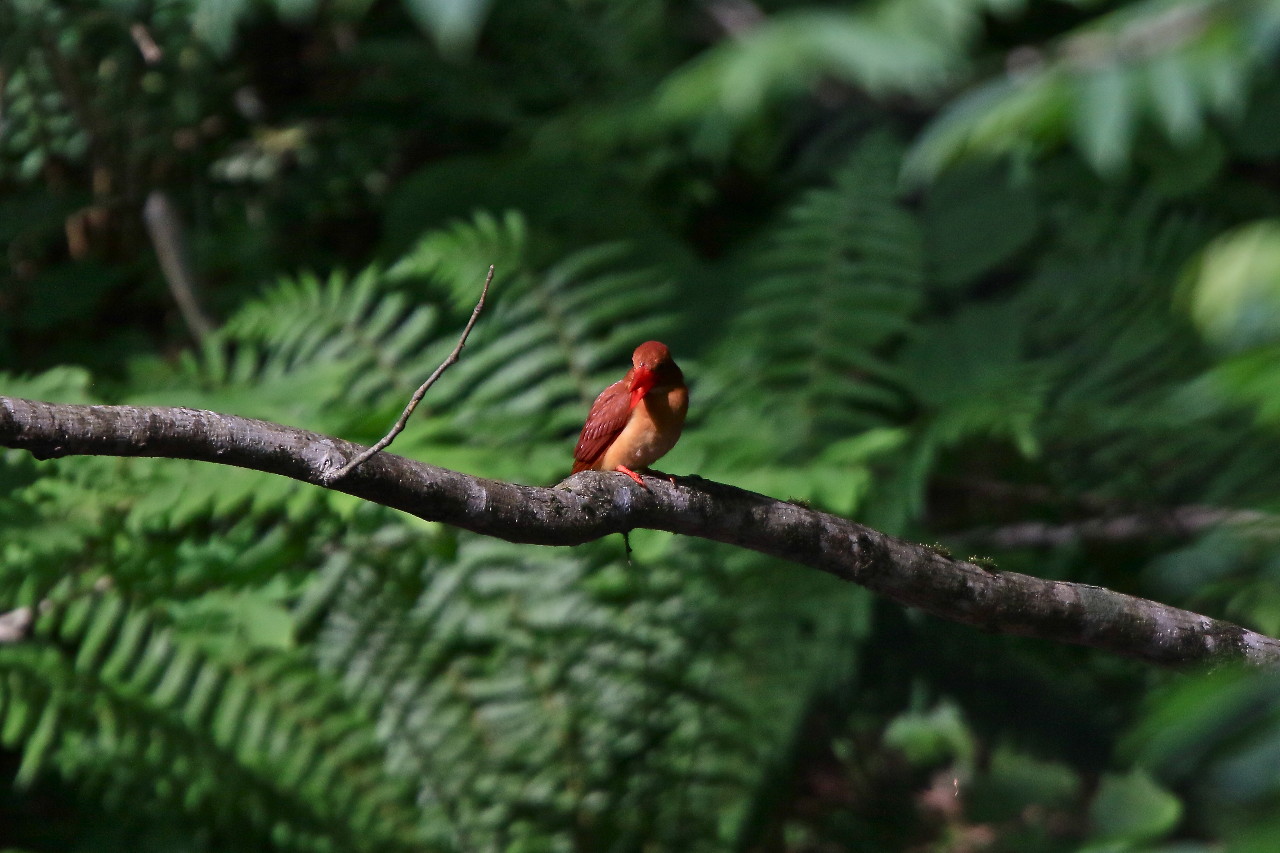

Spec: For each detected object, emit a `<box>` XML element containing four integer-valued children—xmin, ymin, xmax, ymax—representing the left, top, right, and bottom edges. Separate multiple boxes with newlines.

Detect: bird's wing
<box><xmin>572</xmin><ymin>377</ymin><xmax>632</xmax><ymax>472</ymax></box>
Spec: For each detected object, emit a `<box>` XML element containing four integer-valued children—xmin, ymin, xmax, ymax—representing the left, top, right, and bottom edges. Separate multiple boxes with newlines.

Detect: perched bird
<box><xmin>572</xmin><ymin>341</ymin><xmax>688</xmax><ymax>486</ymax></box>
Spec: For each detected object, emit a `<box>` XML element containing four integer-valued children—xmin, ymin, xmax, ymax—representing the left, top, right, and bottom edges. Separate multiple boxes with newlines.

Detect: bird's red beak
<box><xmin>629</xmin><ymin>365</ymin><xmax>657</xmax><ymax>409</ymax></box>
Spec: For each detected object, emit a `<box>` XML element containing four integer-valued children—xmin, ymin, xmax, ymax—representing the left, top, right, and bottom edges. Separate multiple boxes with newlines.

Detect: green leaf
<box><xmin>883</xmin><ymin>700</ymin><xmax>975</xmax><ymax>771</ymax></box>
<box><xmin>969</xmin><ymin>746</ymin><xmax>1081</xmax><ymax>822</ymax></box>
<box><xmin>404</xmin><ymin>0</ymin><xmax>493</xmax><ymax>59</ymax></box>
<box><xmin>923</xmin><ymin>161</ymin><xmax>1040</xmax><ymax>287</ymax></box>
<box><xmin>1087</xmin><ymin>770</ymin><xmax>1181</xmax><ymax>845</ymax></box>
<box><xmin>191</xmin><ymin>0</ymin><xmax>252</xmax><ymax>55</ymax></box>
<box><xmin>1146</xmin><ymin>53</ymin><xmax>1202</xmax><ymax>144</ymax></box>
<box><xmin>1073</xmin><ymin>67</ymin><xmax>1135</xmax><ymax>174</ymax></box>
<box><xmin>1180</xmin><ymin>220</ymin><xmax>1280</xmax><ymax>352</ymax></box>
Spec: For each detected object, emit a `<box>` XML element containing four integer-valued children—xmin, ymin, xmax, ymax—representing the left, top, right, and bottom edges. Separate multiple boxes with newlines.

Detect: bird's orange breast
<box><xmin>594</xmin><ymin>384</ymin><xmax>688</xmax><ymax>472</ymax></box>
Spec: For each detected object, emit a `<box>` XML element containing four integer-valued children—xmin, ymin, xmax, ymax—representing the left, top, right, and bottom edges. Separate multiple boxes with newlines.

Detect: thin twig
<box><xmin>144</xmin><ymin>191</ymin><xmax>216</xmax><ymax>344</ymax></box>
<box><xmin>950</xmin><ymin>506</ymin><xmax>1277</xmax><ymax>550</ymax></box>
<box><xmin>323</xmin><ymin>265</ymin><xmax>494</xmax><ymax>483</ymax></box>
<box><xmin>129</xmin><ymin>23</ymin><xmax>163</xmax><ymax>64</ymax></box>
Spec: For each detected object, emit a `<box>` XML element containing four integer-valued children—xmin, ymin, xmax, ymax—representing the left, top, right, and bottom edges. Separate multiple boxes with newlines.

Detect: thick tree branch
<box><xmin>2</xmin><ymin>394</ymin><xmax>1278</xmax><ymax>667</ymax></box>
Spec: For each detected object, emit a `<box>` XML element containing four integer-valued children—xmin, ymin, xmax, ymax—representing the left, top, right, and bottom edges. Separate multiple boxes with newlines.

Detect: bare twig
<box><xmin>129</xmin><ymin>23</ymin><xmax>163</xmax><ymax>64</ymax></box>
<box><xmin>952</xmin><ymin>506</ymin><xmax>1278</xmax><ymax>550</ymax></box>
<box><xmin>323</xmin><ymin>265</ymin><xmax>494</xmax><ymax>483</ymax></box>
<box><xmin>144</xmin><ymin>191</ymin><xmax>216</xmax><ymax>344</ymax></box>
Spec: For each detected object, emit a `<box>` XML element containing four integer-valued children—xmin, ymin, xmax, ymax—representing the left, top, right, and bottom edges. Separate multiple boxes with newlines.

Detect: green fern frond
<box><xmin>389</xmin><ymin>209</ymin><xmax>529</xmax><ymax>308</ymax></box>
<box><xmin>855</xmin><ymin>301</ymin><xmax>1053</xmax><ymax>531</ymax></box>
<box><xmin>131</xmin><ymin>265</ymin><xmax>444</xmax><ymax>436</ymax></box>
<box><xmin>1022</xmin><ymin>200</ymin><xmax>1280</xmax><ymax>506</ymax></box>
<box><xmin>303</xmin><ymin>528</ymin><xmax>870</xmax><ymax>850</ymax></box>
<box><xmin>0</xmin><ymin>366</ymin><xmax>95</xmax><ymax>405</ymax></box>
<box><xmin>723</xmin><ymin>133</ymin><xmax>925</xmax><ymax>445</ymax></box>
<box><xmin>0</xmin><ymin>591</ymin><xmax>424</xmax><ymax>851</ymax></box>
<box><xmin>656</xmin><ymin>0</ymin><xmax>1025</xmax><ymax>126</ymax></box>
<box><xmin>906</xmin><ymin>0</ymin><xmax>1280</xmax><ymax>179</ymax></box>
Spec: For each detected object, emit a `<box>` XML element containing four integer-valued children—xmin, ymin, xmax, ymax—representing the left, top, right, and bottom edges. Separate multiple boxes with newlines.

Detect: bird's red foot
<box><xmin>614</xmin><ymin>465</ymin><xmax>649</xmax><ymax>489</ymax></box>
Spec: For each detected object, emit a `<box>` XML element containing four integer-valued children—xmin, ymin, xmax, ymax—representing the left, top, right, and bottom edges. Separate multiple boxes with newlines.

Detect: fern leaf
<box><xmin>906</xmin><ymin>0</ymin><xmax>1278</xmax><ymax>179</ymax></box>
<box><xmin>0</xmin><ymin>592</ymin><xmax>426</xmax><ymax>851</ymax></box>
<box><xmin>656</xmin><ymin>0</ymin><xmax>1024</xmax><ymax>125</ymax></box>
<box><xmin>723</xmin><ymin>132</ymin><xmax>925</xmax><ymax>446</ymax></box>
<box><xmin>303</xmin><ymin>526</ymin><xmax>869</xmax><ymax>849</ymax></box>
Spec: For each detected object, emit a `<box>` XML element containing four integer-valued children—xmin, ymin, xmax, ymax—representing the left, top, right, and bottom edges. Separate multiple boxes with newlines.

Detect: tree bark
<box><xmin>2</xmin><ymin>394</ymin><xmax>1277</xmax><ymax>667</ymax></box>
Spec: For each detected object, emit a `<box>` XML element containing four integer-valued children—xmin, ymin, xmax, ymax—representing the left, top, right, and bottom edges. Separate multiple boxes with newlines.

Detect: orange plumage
<box><xmin>572</xmin><ymin>341</ymin><xmax>688</xmax><ymax>486</ymax></box>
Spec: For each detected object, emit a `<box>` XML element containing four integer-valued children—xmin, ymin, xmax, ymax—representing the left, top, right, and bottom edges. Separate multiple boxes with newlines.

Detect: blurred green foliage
<box><xmin>3</xmin><ymin>0</ymin><xmax>1280</xmax><ymax>850</ymax></box>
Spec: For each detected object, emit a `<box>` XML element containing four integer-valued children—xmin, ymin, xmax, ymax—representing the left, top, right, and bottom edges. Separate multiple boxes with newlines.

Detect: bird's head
<box><xmin>628</xmin><ymin>341</ymin><xmax>682</xmax><ymax>409</ymax></box>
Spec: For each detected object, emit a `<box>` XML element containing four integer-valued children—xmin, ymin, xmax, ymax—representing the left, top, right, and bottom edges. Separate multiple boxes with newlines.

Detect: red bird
<box><xmin>572</xmin><ymin>341</ymin><xmax>688</xmax><ymax>486</ymax></box>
